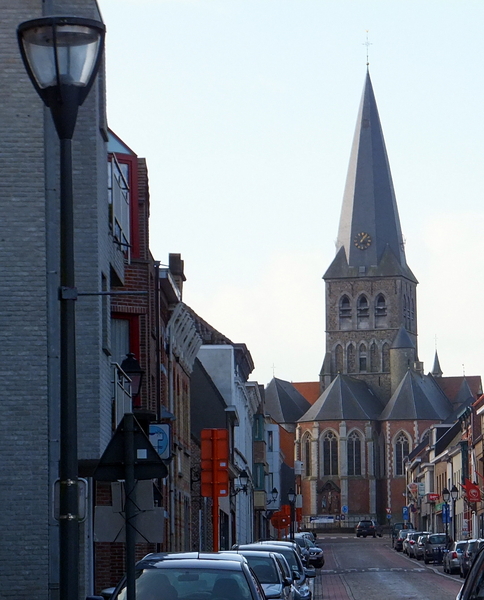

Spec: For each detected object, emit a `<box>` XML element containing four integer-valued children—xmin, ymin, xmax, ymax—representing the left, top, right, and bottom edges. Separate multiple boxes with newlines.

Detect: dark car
<box><xmin>234</xmin><ymin>543</ymin><xmax>314</xmax><ymax>600</ymax></box>
<box><xmin>460</xmin><ymin>539</ymin><xmax>484</xmax><ymax>578</ymax></box>
<box><xmin>423</xmin><ymin>533</ymin><xmax>449</xmax><ymax>564</ymax></box>
<box><xmin>289</xmin><ymin>535</ymin><xmax>324</xmax><ymax>568</ymax></box>
<box><xmin>391</xmin><ymin>522</ymin><xmax>414</xmax><ymax>547</ymax></box>
<box><xmin>456</xmin><ymin>546</ymin><xmax>484</xmax><ymax>600</ymax></box>
<box><xmin>355</xmin><ymin>520</ymin><xmax>378</xmax><ymax>538</ymax></box>
<box><xmin>87</xmin><ymin>552</ymin><xmax>266</xmax><ymax>600</ymax></box>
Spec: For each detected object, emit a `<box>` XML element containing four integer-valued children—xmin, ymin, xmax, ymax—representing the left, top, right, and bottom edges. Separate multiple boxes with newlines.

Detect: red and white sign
<box><xmin>427</xmin><ymin>493</ymin><xmax>439</xmax><ymax>502</ymax></box>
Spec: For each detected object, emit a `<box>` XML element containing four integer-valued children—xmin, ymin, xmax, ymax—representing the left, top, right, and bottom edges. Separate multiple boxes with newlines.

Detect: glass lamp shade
<box><xmin>238</xmin><ymin>470</ymin><xmax>249</xmax><ymax>488</ymax></box>
<box><xmin>271</xmin><ymin>487</ymin><xmax>278</xmax><ymax>501</ymax></box>
<box><xmin>17</xmin><ymin>16</ymin><xmax>105</xmax><ymax>105</ymax></box>
<box><xmin>450</xmin><ymin>485</ymin><xmax>459</xmax><ymax>501</ymax></box>
<box><xmin>442</xmin><ymin>487</ymin><xmax>450</xmax><ymax>503</ymax></box>
<box><xmin>287</xmin><ymin>488</ymin><xmax>296</xmax><ymax>504</ymax></box>
<box><xmin>121</xmin><ymin>353</ymin><xmax>144</xmax><ymax>398</ymax></box>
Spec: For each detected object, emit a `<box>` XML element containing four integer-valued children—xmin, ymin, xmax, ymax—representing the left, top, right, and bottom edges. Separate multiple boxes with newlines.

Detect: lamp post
<box><xmin>17</xmin><ymin>16</ymin><xmax>105</xmax><ymax>600</ymax></box>
<box><xmin>121</xmin><ymin>353</ymin><xmax>145</xmax><ymax>407</ymax></box>
<box><xmin>288</xmin><ymin>488</ymin><xmax>296</xmax><ymax>540</ymax></box>
<box><xmin>451</xmin><ymin>485</ymin><xmax>459</xmax><ymax>542</ymax></box>
<box><xmin>442</xmin><ymin>487</ymin><xmax>450</xmax><ymax>540</ymax></box>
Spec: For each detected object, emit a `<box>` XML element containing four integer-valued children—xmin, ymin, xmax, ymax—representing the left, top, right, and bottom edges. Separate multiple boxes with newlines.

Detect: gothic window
<box><xmin>395</xmin><ymin>432</ymin><xmax>410</xmax><ymax>476</ymax></box>
<box><xmin>322</xmin><ymin>430</ymin><xmax>339</xmax><ymax>476</ymax></box>
<box><xmin>347</xmin><ymin>431</ymin><xmax>362</xmax><ymax>476</ymax></box>
<box><xmin>370</xmin><ymin>342</ymin><xmax>378</xmax><ymax>372</ymax></box>
<box><xmin>411</xmin><ymin>297</ymin><xmax>415</xmax><ymax>326</ymax></box>
<box><xmin>357</xmin><ymin>295</ymin><xmax>369</xmax><ymax>329</ymax></box>
<box><xmin>382</xmin><ymin>342</ymin><xmax>390</xmax><ymax>372</ymax></box>
<box><xmin>359</xmin><ymin>343</ymin><xmax>367</xmax><ymax>372</ymax></box>
<box><xmin>347</xmin><ymin>344</ymin><xmax>356</xmax><ymax>373</ymax></box>
<box><xmin>303</xmin><ymin>435</ymin><xmax>311</xmax><ymax>477</ymax></box>
<box><xmin>339</xmin><ymin>295</ymin><xmax>352</xmax><ymax>330</ymax></box>
<box><xmin>375</xmin><ymin>293</ymin><xmax>387</xmax><ymax>328</ymax></box>
<box><xmin>335</xmin><ymin>344</ymin><xmax>344</xmax><ymax>373</ymax></box>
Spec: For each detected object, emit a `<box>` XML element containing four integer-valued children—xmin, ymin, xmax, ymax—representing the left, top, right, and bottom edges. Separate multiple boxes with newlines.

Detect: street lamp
<box><xmin>442</xmin><ymin>487</ymin><xmax>450</xmax><ymax>540</ymax></box>
<box><xmin>17</xmin><ymin>16</ymin><xmax>105</xmax><ymax>600</ymax></box>
<box><xmin>267</xmin><ymin>487</ymin><xmax>279</xmax><ymax>505</ymax></box>
<box><xmin>288</xmin><ymin>488</ymin><xmax>296</xmax><ymax>540</ymax></box>
<box><xmin>231</xmin><ymin>469</ymin><xmax>250</xmax><ymax>496</ymax></box>
<box><xmin>451</xmin><ymin>485</ymin><xmax>459</xmax><ymax>542</ymax></box>
<box><xmin>121</xmin><ymin>353</ymin><xmax>145</xmax><ymax>407</ymax></box>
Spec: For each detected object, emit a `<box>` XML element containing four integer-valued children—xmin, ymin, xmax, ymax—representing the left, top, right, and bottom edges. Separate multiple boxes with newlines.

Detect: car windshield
<box><xmin>116</xmin><ymin>567</ymin><xmax>253</xmax><ymax>600</ymax></box>
<box><xmin>428</xmin><ymin>534</ymin><xmax>447</xmax><ymax>544</ymax></box>
<box><xmin>243</xmin><ymin>557</ymin><xmax>278</xmax><ymax>584</ymax></box>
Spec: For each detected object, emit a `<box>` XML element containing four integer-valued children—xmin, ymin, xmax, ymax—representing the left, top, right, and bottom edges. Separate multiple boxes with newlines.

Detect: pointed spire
<box><xmin>432</xmin><ymin>351</ymin><xmax>443</xmax><ymax>377</ymax></box>
<box><xmin>335</xmin><ymin>72</ymin><xmax>408</xmax><ymax>271</ymax></box>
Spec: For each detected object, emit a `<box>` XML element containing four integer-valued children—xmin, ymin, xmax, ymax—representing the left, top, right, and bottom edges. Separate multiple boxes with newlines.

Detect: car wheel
<box><xmin>424</xmin><ymin>558</ymin><xmax>429</xmax><ymax>564</ymax></box>
<box><xmin>372</xmin><ymin>534</ymin><xmax>376</xmax><ymax>538</ymax></box>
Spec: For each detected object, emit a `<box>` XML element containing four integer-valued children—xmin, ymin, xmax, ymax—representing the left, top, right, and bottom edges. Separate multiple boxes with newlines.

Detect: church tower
<box><xmin>321</xmin><ymin>71</ymin><xmax>418</xmax><ymax>403</ymax></box>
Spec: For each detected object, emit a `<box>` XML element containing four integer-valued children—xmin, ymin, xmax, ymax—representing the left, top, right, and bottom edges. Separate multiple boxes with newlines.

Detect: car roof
<box><xmin>221</xmin><ymin>550</ymin><xmax>277</xmax><ymax>559</ymax></box>
<box><xmin>140</xmin><ymin>552</ymin><xmax>247</xmax><ymax>565</ymax></box>
<box><xmin>137</xmin><ymin>557</ymin><xmax>248</xmax><ymax>570</ymax></box>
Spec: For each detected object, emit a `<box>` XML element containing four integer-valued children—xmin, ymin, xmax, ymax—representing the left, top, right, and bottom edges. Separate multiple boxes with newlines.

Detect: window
<box><xmin>339</xmin><ymin>295</ymin><xmax>352</xmax><ymax>330</ymax></box>
<box><xmin>357</xmin><ymin>295</ymin><xmax>369</xmax><ymax>329</ymax></box>
<box><xmin>108</xmin><ymin>154</ymin><xmax>130</xmax><ymax>255</ymax></box>
<box><xmin>395</xmin><ymin>432</ymin><xmax>410</xmax><ymax>476</ymax></box>
<box><xmin>375</xmin><ymin>294</ymin><xmax>387</xmax><ymax>328</ymax></box>
<box><xmin>359</xmin><ymin>343</ymin><xmax>367</xmax><ymax>372</ymax></box>
<box><xmin>268</xmin><ymin>430</ymin><xmax>273</xmax><ymax>451</ymax></box>
<box><xmin>347</xmin><ymin>431</ymin><xmax>362</xmax><ymax>476</ymax></box>
<box><xmin>322</xmin><ymin>431</ymin><xmax>338</xmax><ymax>476</ymax></box>
<box><xmin>382</xmin><ymin>342</ymin><xmax>390</xmax><ymax>372</ymax></box>
<box><xmin>304</xmin><ymin>436</ymin><xmax>311</xmax><ymax>477</ymax></box>
<box><xmin>370</xmin><ymin>342</ymin><xmax>378</xmax><ymax>372</ymax></box>
<box><xmin>335</xmin><ymin>344</ymin><xmax>344</xmax><ymax>373</ymax></box>
<box><xmin>347</xmin><ymin>344</ymin><xmax>356</xmax><ymax>373</ymax></box>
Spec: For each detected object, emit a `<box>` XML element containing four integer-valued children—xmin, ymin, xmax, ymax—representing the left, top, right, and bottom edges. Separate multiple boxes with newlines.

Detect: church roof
<box><xmin>324</xmin><ymin>70</ymin><xmax>416</xmax><ymax>284</ymax></box>
<box><xmin>431</xmin><ymin>351</ymin><xmax>443</xmax><ymax>377</ymax></box>
<box><xmin>391</xmin><ymin>326</ymin><xmax>415</xmax><ymax>349</ymax></box>
<box><xmin>379</xmin><ymin>370</ymin><xmax>453</xmax><ymax>420</ymax></box>
<box><xmin>298</xmin><ymin>374</ymin><xmax>384</xmax><ymax>422</ymax></box>
<box><xmin>265</xmin><ymin>378</ymin><xmax>312</xmax><ymax>424</ymax></box>
<box><xmin>433</xmin><ymin>375</ymin><xmax>482</xmax><ymax>406</ymax></box>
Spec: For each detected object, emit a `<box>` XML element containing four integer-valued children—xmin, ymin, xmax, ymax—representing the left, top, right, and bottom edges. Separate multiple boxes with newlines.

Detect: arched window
<box><xmin>382</xmin><ymin>342</ymin><xmax>390</xmax><ymax>372</ymax></box>
<box><xmin>375</xmin><ymin>294</ymin><xmax>387</xmax><ymax>328</ymax></box>
<box><xmin>357</xmin><ymin>295</ymin><xmax>369</xmax><ymax>329</ymax></box>
<box><xmin>370</xmin><ymin>342</ymin><xmax>378</xmax><ymax>372</ymax></box>
<box><xmin>335</xmin><ymin>344</ymin><xmax>344</xmax><ymax>373</ymax></box>
<box><xmin>304</xmin><ymin>435</ymin><xmax>311</xmax><ymax>477</ymax></box>
<box><xmin>347</xmin><ymin>344</ymin><xmax>356</xmax><ymax>373</ymax></box>
<box><xmin>322</xmin><ymin>431</ymin><xmax>338</xmax><ymax>476</ymax></box>
<box><xmin>359</xmin><ymin>343</ymin><xmax>367</xmax><ymax>372</ymax></box>
<box><xmin>395</xmin><ymin>432</ymin><xmax>410</xmax><ymax>476</ymax></box>
<box><xmin>339</xmin><ymin>295</ymin><xmax>352</xmax><ymax>330</ymax></box>
<box><xmin>347</xmin><ymin>431</ymin><xmax>362</xmax><ymax>476</ymax></box>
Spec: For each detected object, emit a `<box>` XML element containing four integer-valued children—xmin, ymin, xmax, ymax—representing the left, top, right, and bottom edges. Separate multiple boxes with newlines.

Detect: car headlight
<box><xmin>298</xmin><ymin>584</ymin><xmax>311</xmax><ymax>598</ymax></box>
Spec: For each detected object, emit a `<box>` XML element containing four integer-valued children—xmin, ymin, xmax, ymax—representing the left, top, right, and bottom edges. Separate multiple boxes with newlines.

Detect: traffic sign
<box><xmin>402</xmin><ymin>506</ymin><xmax>409</xmax><ymax>521</ymax></box>
<box><xmin>342</xmin><ymin>505</ymin><xmax>348</xmax><ymax>514</ymax></box>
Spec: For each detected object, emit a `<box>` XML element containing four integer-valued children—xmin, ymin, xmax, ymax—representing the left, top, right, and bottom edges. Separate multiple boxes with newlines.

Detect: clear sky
<box><xmin>98</xmin><ymin>0</ymin><xmax>484</xmax><ymax>387</ymax></box>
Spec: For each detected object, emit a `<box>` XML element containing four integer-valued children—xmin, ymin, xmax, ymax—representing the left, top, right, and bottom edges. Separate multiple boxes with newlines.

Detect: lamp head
<box><xmin>442</xmin><ymin>487</ymin><xmax>450</xmax><ymax>503</ymax></box>
<box><xmin>287</xmin><ymin>488</ymin><xmax>296</xmax><ymax>504</ymax></box>
<box><xmin>18</xmin><ymin>16</ymin><xmax>105</xmax><ymax>139</ymax></box>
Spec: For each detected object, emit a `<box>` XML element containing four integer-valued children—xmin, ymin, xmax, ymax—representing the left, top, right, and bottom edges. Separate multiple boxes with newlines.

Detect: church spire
<box><xmin>334</xmin><ymin>71</ymin><xmax>409</xmax><ymax>274</ymax></box>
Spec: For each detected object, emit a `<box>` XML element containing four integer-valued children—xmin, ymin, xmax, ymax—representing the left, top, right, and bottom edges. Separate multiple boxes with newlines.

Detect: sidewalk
<box><xmin>313</xmin><ymin>570</ymin><xmax>353</xmax><ymax>600</ymax></box>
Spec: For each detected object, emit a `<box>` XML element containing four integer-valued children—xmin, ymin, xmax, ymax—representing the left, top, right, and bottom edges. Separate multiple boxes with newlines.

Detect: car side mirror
<box><xmin>283</xmin><ymin>578</ymin><xmax>293</xmax><ymax>588</ymax></box>
<box><xmin>292</xmin><ymin>569</ymin><xmax>300</xmax><ymax>580</ymax></box>
<box><xmin>304</xmin><ymin>567</ymin><xmax>316</xmax><ymax>578</ymax></box>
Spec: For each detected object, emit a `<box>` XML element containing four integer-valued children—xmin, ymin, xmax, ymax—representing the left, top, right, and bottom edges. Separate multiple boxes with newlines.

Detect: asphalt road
<box><xmin>311</xmin><ymin>533</ymin><xmax>462</xmax><ymax>600</ymax></box>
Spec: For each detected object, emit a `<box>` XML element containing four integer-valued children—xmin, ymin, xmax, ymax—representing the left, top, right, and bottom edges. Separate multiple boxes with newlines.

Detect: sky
<box><xmin>97</xmin><ymin>0</ymin><xmax>484</xmax><ymax>387</ymax></box>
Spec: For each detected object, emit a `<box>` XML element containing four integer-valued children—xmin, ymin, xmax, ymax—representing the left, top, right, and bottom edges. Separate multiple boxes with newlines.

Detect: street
<box><xmin>312</xmin><ymin>533</ymin><xmax>462</xmax><ymax>600</ymax></box>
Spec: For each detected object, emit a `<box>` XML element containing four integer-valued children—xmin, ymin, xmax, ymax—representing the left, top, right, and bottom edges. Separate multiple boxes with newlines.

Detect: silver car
<box><xmin>443</xmin><ymin>540</ymin><xmax>466</xmax><ymax>574</ymax></box>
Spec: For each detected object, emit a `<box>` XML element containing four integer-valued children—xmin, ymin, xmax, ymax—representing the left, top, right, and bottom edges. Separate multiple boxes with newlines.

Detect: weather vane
<box><xmin>363</xmin><ymin>30</ymin><xmax>372</xmax><ymax>66</ymax></box>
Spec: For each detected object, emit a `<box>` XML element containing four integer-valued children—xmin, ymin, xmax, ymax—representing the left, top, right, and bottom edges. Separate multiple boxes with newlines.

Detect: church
<box><xmin>265</xmin><ymin>70</ymin><xmax>482</xmax><ymax>526</ymax></box>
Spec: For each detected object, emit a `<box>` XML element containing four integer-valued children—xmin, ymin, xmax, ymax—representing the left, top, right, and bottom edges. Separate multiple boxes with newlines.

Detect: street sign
<box><xmin>342</xmin><ymin>505</ymin><xmax>348</xmax><ymax>514</ymax></box>
<box><xmin>387</xmin><ymin>514</ymin><xmax>392</xmax><ymax>519</ymax></box>
<box><xmin>402</xmin><ymin>506</ymin><xmax>409</xmax><ymax>521</ymax></box>
<box><xmin>442</xmin><ymin>503</ymin><xmax>450</xmax><ymax>524</ymax></box>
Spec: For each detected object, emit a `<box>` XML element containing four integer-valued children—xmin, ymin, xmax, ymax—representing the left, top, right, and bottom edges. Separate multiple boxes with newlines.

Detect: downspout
<box><xmin>168</xmin><ymin>330</ymin><xmax>175</xmax><ymax>550</ymax></box>
<box><xmin>154</xmin><ymin>262</ymin><xmax>161</xmax><ymax>422</ymax></box>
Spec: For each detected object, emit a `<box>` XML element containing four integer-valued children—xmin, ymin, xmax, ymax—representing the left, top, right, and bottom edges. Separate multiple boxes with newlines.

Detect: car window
<box><xmin>245</xmin><ymin>558</ymin><xmax>278</xmax><ymax>583</ymax></box>
<box><xmin>428</xmin><ymin>534</ymin><xmax>447</xmax><ymax>544</ymax></box>
<box><xmin>116</xmin><ymin>568</ymin><xmax>253</xmax><ymax>600</ymax></box>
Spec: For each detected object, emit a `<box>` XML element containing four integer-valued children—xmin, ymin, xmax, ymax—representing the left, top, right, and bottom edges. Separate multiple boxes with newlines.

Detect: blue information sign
<box><xmin>402</xmin><ymin>506</ymin><xmax>409</xmax><ymax>521</ymax></box>
<box><xmin>442</xmin><ymin>503</ymin><xmax>450</xmax><ymax>524</ymax></box>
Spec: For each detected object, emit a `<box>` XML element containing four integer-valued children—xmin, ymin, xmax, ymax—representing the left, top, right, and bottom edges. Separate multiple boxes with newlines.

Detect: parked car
<box><xmin>406</xmin><ymin>531</ymin><xmax>431</xmax><ymax>558</ymax></box>
<box><xmin>414</xmin><ymin>534</ymin><xmax>430</xmax><ymax>561</ymax></box>
<box><xmin>355</xmin><ymin>519</ymin><xmax>378</xmax><ymax>538</ymax></box>
<box><xmin>443</xmin><ymin>540</ymin><xmax>467</xmax><ymax>574</ymax></box>
<box><xmin>402</xmin><ymin>531</ymin><xmax>417</xmax><ymax>555</ymax></box>
<box><xmin>395</xmin><ymin>528</ymin><xmax>416</xmax><ymax>552</ymax></box>
<box><xmin>391</xmin><ymin>522</ymin><xmax>414</xmax><ymax>547</ymax></box>
<box><xmin>288</xmin><ymin>535</ymin><xmax>324</xmax><ymax>568</ymax></box>
<box><xmin>86</xmin><ymin>552</ymin><xmax>267</xmax><ymax>600</ymax></box>
<box><xmin>423</xmin><ymin>533</ymin><xmax>449</xmax><ymax>564</ymax></box>
<box><xmin>234</xmin><ymin>542</ymin><xmax>314</xmax><ymax>600</ymax></box>
<box><xmin>460</xmin><ymin>539</ymin><xmax>484</xmax><ymax>578</ymax></box>
<box><xmin>456</xmin><ymin>546</ymin><xmax>484</xmax><ymax>600</ymax></box>
<box><xmin>221</xmin><ymin>550</ymin><xmax>295</xmax><ymax>600</ymax></box>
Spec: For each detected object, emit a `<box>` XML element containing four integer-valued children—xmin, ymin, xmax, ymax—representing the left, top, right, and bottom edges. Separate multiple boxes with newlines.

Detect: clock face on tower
<box><xmin>354</xmin><ymin>231</ymin><xmax>372</xmax><ymax>250</ymax></box>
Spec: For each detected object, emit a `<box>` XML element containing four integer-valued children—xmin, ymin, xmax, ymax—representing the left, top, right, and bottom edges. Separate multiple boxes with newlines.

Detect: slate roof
<box><xmin>264</xmin><ymin>378</ymin><xmax>312</xmax><ymax>424</ymax></box>
<box><xmin>433</xmin><ymin>375</ymin><xmax>482</xmax><ymax>406</ymax></box>
<box><xmin>324</xmin><ymin>71</ymin><xmax>417</xmax><ymax>284</ymax></box>
<box><xmin>298</xmin><ymin>375</ymin><xmax>384</xmax><ymax>422</ymax></box>
<box><xmin>379</xmin><ymin>370</ymin><xmax>453</xmax><ymax>420</ymax></box>
<box><xmin>391</xmin><ymin>326</ymin><xmax>415</xmax><ymax>349</ymax></box>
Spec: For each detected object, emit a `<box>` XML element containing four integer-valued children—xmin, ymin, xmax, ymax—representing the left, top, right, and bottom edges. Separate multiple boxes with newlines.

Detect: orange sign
<box><xmin>271</xmin><ymin>512</ymin><xmax>290</xmax><ymax>530</ymax></box>
<box><xmin>201</xmin><ymin>429</ymin><xmax>229</xmax><ymax>498</ymax></box>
